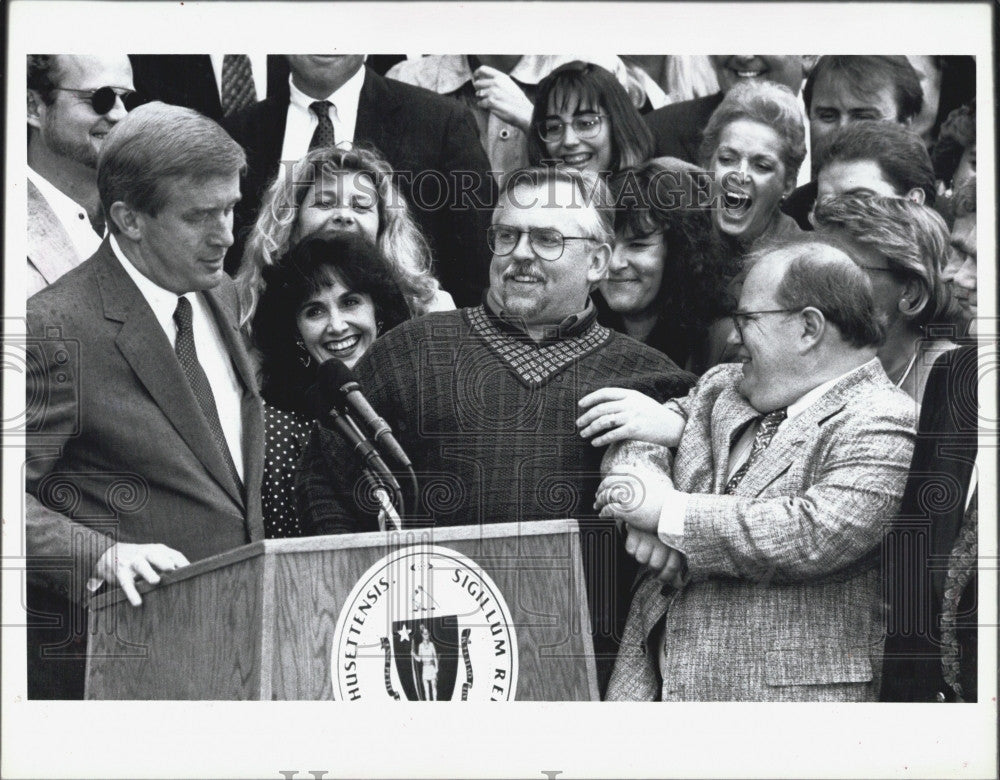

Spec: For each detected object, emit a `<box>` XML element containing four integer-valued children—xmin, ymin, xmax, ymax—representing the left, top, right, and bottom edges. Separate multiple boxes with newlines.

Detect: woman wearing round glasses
<box><xmin>595</xmin><ymin>157</ymin><xmax>735</xmax><ymax>371</ymax></box>
<box><xmin>526</xmin><ymin>61</ymin><xmax>653</xmax><ymax>176</ymax></box>
<box><xmin>236</xmin><ymin>145</ymin><xmax>453</xmax><ymax>331</ymax></box>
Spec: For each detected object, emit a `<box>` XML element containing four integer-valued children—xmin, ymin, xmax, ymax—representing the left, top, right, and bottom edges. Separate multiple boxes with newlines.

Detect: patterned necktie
<box><xmin>221</xmin><ymin>54</ymin><xmax>258</xmax><ymax>117</ymax></box>
<box><xmin>309</xmin><ymin>100</ymin><xmax>337</xmax><ymax>150</ymax></box>
<box><xmin>939</xmin><ymin>487</ymin><xmax>977</xmax><ymax>700</ymax></box>
<box><xmin>173</xmin><ymin>296</ymin><xmax>242</xmax><ymax>490</ymax></box>
<box><xmin>724</xmin><ymin>407</ymin><xmax>787</xmax><ymax>494</ymax></box>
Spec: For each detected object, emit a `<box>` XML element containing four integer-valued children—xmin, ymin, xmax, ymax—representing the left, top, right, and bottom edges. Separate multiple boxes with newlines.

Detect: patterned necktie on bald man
<box><xmin>725</xmin><ymin>407</ymin><xmax>787</xmax><ymax>495</ymax></box>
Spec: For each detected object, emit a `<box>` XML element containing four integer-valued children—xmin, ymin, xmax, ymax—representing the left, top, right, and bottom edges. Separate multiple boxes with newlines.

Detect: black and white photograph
<box><xmin>2</xmin><ymin>1</ymin><xmax>995</xmax><ymax>777</ymax></box>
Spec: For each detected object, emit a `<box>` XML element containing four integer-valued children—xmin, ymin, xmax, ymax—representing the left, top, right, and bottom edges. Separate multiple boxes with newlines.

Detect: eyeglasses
<box><xmin>730</xmin><ymin>308</ymin><xmax>800</xmax><ymax>340</ymax></box>
<box><xmin>487</xmin><ymin>225</ymin><xmax>597</xmax><ymax>261</ymax></box>
<box><xmin>536</xmin><ymin>112</ymin><xmax>607</xmax><ymax>143</ymax></box>
<box><xmin>51</xmin><ymin>86</ymin><xmax>139</xmax><ymax>115</ymax></box>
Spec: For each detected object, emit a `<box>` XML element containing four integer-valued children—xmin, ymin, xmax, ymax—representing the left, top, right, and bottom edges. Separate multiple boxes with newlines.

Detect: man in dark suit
<box><xmin>783</xmin><ymin>55</ymin><xmax>923</xmax><ymax>228</ymax></box>
<box><xmin>26</xmin><ymin>102</ymin><xmax>265</xmax><ymax>699</ymax></box>
<box><xmin>223</xmin><ymin>55</ymin><xmax>496</xmax><ymax>307</ymax></box>
<box><xmin>644</xmin><ymin>56</ymin><xmax>810</xmax><ymax>164</ymax></box>
<box><xmin>129</xmin><ymin>54</ymin><xmax>290</xmax><ymax>122</ymax></box>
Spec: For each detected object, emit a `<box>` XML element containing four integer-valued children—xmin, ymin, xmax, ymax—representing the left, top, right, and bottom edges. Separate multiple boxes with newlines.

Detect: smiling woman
<box><xmin>700</xmin><ymin>80</ymin><xmax>806</xmax><ymax>251</ymax></box>
<box><xmin>595</xmin><ymin>156</ymin><xmax>735</xmax><ymax>370</ymax></box>
<box><xmin>526</xmin><ymin>61</ymin><xmax>653</xmax><ymax>176</ymax></box>
<box><xmin>250</xmin><ymin>233</ymin><xmax>411</xmax><ymax>536</ymax></box>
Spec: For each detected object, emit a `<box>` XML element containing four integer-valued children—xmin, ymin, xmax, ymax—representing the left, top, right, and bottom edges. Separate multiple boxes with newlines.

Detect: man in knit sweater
<box><xmin>296</xmin><ymin>167</ymin><xmax>694</xmax><ymax>693</ymax></box>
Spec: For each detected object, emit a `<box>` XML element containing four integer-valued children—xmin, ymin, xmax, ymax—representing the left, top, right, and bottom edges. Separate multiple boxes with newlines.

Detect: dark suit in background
<box><xmin>129</xmin><ymin>54</ymin><xmax>290</xmax><ymax>122</ymax></box>
<box><xmin>643</xmin><ymin>92</ymin><xmax>723</xmax><ymax>165</ymax></box>
<box><xmin>223</xmin><ymin>66</ymin><xmax>497</xmax><ymax>307</ymax></box>
<box><xmin>881</xmin><ymin>345</ymin><xmax>979</xmax><ymax>701</ymax></box>
<box><xmin>25</xmin><ymin>241</ymin><xmax>266</xmax><ymax>698</ymax></box>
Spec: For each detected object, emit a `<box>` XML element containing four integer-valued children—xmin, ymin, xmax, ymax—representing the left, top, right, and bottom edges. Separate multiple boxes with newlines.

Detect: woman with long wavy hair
<box><xmin>236</xmin><ymin>144</ymin><xmax>453</xmax><ymax>330</ymax></box>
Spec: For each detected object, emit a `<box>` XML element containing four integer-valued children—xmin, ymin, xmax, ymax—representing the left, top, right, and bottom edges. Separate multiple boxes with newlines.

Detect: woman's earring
<box><xmin>376</xmin><ymin>320</ymin><xmax>385</xmax><ymax>336</ymax></box>
<box><xmin>898</xmin><ymin>298</ymin><xmax>911</xmax><ymax>313</ymax></box>
<box><xmin>296</xmin><ymin>338</ymin><xmax>312</xmax><ymax>368</ymax></box>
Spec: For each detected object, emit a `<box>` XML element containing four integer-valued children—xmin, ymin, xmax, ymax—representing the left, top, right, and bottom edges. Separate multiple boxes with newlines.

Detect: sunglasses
<box><xmin>51</xmin><ymin>86</ymin><xmax>140</xmax><ymax>115</ymax></box>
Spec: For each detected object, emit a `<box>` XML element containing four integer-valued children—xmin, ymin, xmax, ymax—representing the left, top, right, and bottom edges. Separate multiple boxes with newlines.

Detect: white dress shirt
<box><xmin>27</xmin><ymin>166</ymin><xmax>103</xmax><ymax>261</ymax></box>
<box><xmin>209</xmin><ymin>54</ymin><xmax>270</xmax><ymax>103</ymax></box>
<box><xmin>110</xmin><ymin>235</ymin><xmax>245</xmax><ymax>479</ymax></box>
<box><xmin>280</xmin><ymin>63</ymin><xmax>366</xmax><ymax>165</ymax></box>
<box><xmin>656</xmin><ymin>361</ymin><xmax>873</xmax><ymax>550</ymax></box>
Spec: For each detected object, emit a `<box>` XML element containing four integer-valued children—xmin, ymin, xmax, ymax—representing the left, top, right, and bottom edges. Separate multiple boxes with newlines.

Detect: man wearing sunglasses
<box><xmin>27</xmin><ymin>55</ymin><xmax>135</xmax><ymax>295</ymax></box>
<box><xmin>597</xmin><ymin>236</ymin><xmax>916</xmax><ymax>701</ymax></box>
<box><xmin>296</xmin><ymin>166</ymin><xmax>694</xmax><ymax>696</ymax></box>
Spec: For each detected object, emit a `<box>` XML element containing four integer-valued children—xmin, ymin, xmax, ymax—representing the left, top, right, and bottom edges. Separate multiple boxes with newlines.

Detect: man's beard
<box><xmin>42</xmin><ymin>122</ymin><xmax>99</xmax><ymax>170</ymax></box>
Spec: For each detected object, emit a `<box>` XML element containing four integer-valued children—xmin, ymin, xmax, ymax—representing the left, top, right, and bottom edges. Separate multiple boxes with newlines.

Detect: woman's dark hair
<box><xmin>603</xmin><ymin>157</ymin><xmax>739</xmax><ymax>353</ymax></box>
<box><xmin>252</xmin><ymin>233</ymin><xmax>410</xmax><ymax>415</ymax></box>
<box><xmin>526</xmin><ymin>61</ymin><xmax>653</xmax><ymax>173</ymax></box>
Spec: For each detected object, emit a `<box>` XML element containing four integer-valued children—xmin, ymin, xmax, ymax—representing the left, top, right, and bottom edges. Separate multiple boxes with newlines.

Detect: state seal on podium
<box><xmin>331</xmin><ymin>544</ymin><xmax>518</xmax><ymax>701</ymax></box>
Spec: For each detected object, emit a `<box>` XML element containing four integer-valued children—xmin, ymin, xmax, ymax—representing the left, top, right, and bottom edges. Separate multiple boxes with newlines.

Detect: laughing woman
<box><xmin>699</xmin><ymin>80</ymin><xmax>805</xmax><ymax>366</ymax></box>
<box><xmin>701</xmin><ymin>80</ymin><xmax>805</xmax><ymax>249</ymax></box>
<box><xmin>252</xmin><ymin>234</ymin><xmax>410</xmax><ymax>536</ymax></box>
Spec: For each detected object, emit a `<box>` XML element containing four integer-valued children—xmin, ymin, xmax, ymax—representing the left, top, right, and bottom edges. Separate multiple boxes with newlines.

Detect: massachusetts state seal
<box><xmin>331</xmin><ymin>545</ymin><xmax>518</xmax><ymax>701</ymax></box>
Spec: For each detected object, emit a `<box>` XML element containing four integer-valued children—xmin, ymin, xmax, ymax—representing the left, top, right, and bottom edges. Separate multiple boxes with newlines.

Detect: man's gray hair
<box><xmin>498</xmin><ymin>166</ymin><xmax>614</xmax><ymax>245</ymax></box>
<box><xmin>98</xmin><ymin>101</ymin><xmax>246</xmax><ymax>230</ymax></box>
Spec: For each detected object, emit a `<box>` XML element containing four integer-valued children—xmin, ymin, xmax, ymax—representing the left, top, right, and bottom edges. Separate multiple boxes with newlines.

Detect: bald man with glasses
<box><xmin>27</xmin><ymin>54</ymin><xmax>136</xmax><ymax>294</ymax></box>
<box><xmin>589</xmin><ymin>236</ymin><xmax>916</xmax><ymax>701</ymax></box>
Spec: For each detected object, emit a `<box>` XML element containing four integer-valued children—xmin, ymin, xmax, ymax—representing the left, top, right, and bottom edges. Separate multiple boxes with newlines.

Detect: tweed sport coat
<box><xmin>605</xmin><ymin>359</ymin><xmax>916</xmax><ymax>701</ymax></box>
<box><xmin>27</xmin><ymin>178</ymin><xmax>89</xmax><ymax>297</ymax></box>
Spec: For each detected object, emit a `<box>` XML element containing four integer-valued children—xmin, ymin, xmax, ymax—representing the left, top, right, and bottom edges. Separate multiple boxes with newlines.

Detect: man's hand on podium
<box><xmin>92</xmin><ymin>542</ymin><xmax>190</xmax><ymax>606</ymax></box>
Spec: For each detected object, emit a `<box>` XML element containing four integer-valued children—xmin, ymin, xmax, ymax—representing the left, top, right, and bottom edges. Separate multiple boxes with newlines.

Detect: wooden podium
<box><xmin>85</xmin><ymin>520</ymin><xmax>599</xmax><ymax>700</ymax></box>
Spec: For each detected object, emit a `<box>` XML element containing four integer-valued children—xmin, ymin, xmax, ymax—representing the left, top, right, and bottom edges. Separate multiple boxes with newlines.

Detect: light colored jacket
<box><xmin>606</xmin><ymin>360</ymin><xmax>916</xmax><ymax>701</ymax></box>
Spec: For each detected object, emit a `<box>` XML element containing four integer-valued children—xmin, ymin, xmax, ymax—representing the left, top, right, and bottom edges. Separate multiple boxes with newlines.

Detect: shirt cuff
<box><xmin>656</xmin><ymin>488</ymin><xmax>690</xmax><ymax>552</ymax></box>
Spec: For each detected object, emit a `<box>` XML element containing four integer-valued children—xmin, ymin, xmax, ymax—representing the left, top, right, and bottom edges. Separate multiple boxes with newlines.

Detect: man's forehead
<box><xmin>496</xmin><ymin>180</ymin><xmax>594</xmax><ymax>225</ymax></box>
<box><xmin>814</xmin><ymin>72</ymin><xmax>898</xmax><ymax>110</ymax></box>
<box><xmin>57</xmin><ymin>54</ymin><xmax>133</xmax><ymax>88</ymax></box>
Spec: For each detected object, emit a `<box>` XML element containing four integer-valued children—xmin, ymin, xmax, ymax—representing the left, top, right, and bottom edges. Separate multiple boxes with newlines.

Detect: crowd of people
<box><xmin>25</xmin><ymin>53</ymin><xmax>981</xmax><ymax>702</ymax></box>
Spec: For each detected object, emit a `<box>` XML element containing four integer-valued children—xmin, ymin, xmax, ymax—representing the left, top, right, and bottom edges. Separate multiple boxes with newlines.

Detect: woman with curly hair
<box><xmin>251</xmin><ymin>233</ymin><xmax>411</xmax><ymax>536</ymax></box>
<box><xmin>595</xmin><ymin>156</ymin><xmax>735</xmax><ymax>371</ymax></box>
<box><xmin>236</xmin><ymin>144</ymin><xmax>453</xmax><ymax>329</ymax></box>
<box><xmin>526</xmin><ymin>60</ymin><xmax>653</xmax><ymax>176</ymax></box>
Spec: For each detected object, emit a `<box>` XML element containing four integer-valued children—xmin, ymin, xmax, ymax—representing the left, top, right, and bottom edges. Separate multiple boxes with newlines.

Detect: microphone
<box><xmin>317</xmin><ymin>359</ymin><xmax>413</xmax><ymax>470</ymax></box>
<box><xmin>307</xmin><ymin>383</ymin><xmax>404</xmax><ymax>530</ymax></box>
<box><xmin>307</xmin><ymin>384</ymin><xmax>396</xmax><ymax>483</ymax></box>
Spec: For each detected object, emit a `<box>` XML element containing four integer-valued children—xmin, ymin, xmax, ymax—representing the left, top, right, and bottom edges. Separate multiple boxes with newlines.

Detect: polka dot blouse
<box><xmin>262</xmin><ymin>404</ymin><xmax>313</xmax><ymax>537</ymax></box>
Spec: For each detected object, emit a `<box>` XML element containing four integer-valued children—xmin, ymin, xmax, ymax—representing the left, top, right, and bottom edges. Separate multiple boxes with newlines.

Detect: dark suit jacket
<box><xmin>223</xmin><ymin>67</ymin><xmax>496</xmax><ymax>307</ymax></box>
<box><xmin>644</xmin><ymin>92</ymin><xmax>723</xmax><ymax>165</ymax></box>
<box><xmin>781</xmin><ymin>180</ymin><xmax>817</xmax><ymax>231</ymax></box>
<box><xmin>129</xmin><ymin>54</ymin><xmax>289</xmax><ymax>122</ymax></box>
<box><xmin>881</xmin><ymin>345</ymin><xmax>979</xmax><ymax>701</ymax></box>
<box><xmin>25</xmin><ymin>240</ymin><xmax>266</xmax><ymax>698</ymax></box>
